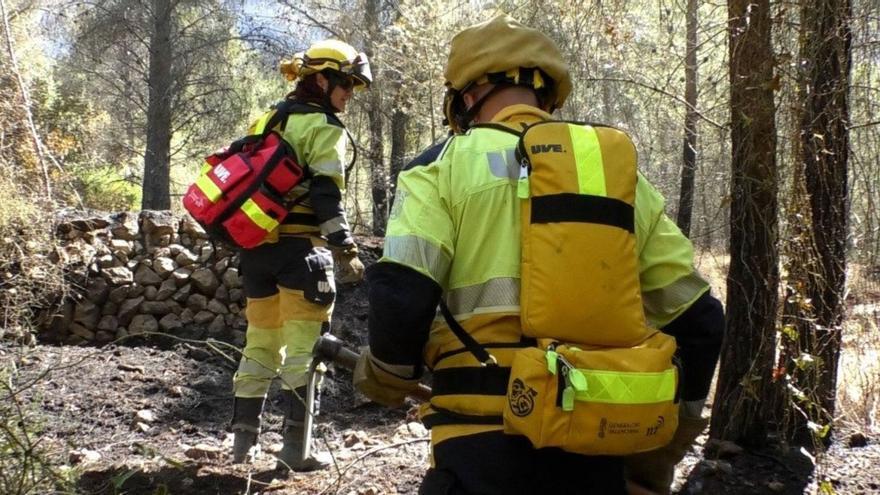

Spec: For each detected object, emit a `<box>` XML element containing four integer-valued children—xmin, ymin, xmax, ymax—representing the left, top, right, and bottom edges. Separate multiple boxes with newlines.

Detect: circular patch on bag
<box><xmin>509</xmin><ymin>378</ymin><xmax>538</xmax><ymax>417</ymax></box>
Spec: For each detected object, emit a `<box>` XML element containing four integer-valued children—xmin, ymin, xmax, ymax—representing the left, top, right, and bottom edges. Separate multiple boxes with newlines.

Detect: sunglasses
<box><xmin>327</xmin><ymin>72</ymin><xmax>356</xmax><ymax>90</ymax></box>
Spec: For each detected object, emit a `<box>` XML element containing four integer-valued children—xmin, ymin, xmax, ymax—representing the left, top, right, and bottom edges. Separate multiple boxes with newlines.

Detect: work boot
<box><xmin>231</xmin><ymin>397</ymin><xmax>264</xmax><ymax>463</ymax></box>
<box><xmin>275</xmin><ymin>422</ymin><xmax>332</xmax><ymax>472</ymax></box>
<box><xmin>275</xmin><ymin>386</ymin><xmax>330</xmax><ymax>472</ymax></box>
<box><xmin>232</xmin><ymin>430</ymin><xmax>258</xmax><ymax>464</ymax></box>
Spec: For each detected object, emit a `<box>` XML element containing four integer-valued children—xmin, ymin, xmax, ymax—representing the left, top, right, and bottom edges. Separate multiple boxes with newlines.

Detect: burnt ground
<box><xmin>4</xmin><ymin>242</ymin><xmax>880</xmax><ymax>494</ymax></box>
<box><xmin>7</xmin><ymin>339</ymin><xmax>879</xmax><ymax>495</ymax></box>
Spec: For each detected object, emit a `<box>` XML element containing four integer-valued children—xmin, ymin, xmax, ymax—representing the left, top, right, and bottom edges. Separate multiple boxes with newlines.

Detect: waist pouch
<box><xmin>502</xmin><ymin>335</ymin><xmax>679</xmax><ymax>455</ymax></box>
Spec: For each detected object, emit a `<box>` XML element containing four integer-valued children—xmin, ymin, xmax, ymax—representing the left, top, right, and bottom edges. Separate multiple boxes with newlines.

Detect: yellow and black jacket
<box><xmin>367</xmin><ymin>104</ymin><xmax>723</xmax><ymax>447</ymax></box>
<box><xmin>248</xmin><ymin>100</ymin><xmax>354</xmax><ymax>247</ymax></box>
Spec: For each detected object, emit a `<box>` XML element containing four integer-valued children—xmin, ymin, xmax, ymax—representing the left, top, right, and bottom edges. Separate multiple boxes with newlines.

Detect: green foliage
<box><xmin>168</xmin><ymin>36</ymin><xmax>286</xmax><ymax>202</ymax></box>
<box><xmin>58</xmin><ymin>0</ymin><xmax>277</xmax><ymax>207</ymax></box>
<box><xmin>73</xmin><ymin>165</ymin><xmax>141</xmax><ymax>211</ymax></box>
<box><xmin>0</xmin><ymin>171</ymin><xmax>65</xmax><ymax>342</ymax></box>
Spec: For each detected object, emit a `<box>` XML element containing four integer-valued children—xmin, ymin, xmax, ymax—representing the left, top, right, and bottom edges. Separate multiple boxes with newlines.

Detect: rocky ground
<box><xmin>3</xmin><ymin>246</ymin><xmax>879</xmax><ymax>494</ymax></box>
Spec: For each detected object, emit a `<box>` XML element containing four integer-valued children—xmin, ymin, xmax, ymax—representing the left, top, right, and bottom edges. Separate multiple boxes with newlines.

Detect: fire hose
<box><xmin>312</xmin><ymin>334</ymin><xmax>433</xmax><ymax>401</ymax></box>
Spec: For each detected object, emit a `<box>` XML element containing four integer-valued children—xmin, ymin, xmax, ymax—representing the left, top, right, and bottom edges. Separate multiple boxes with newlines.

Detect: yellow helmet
<box><xmin>443</xmin><ymin>15</ymin><xmax>572</xmax><ymax>132</ymax></box>
<box><xmin>279</xmin><ymin>39</ymin><xmax>372</xmax><ymax>90</ymax></box>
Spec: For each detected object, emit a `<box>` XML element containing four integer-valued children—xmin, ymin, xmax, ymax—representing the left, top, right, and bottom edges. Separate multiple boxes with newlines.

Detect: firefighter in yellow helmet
<box><xmin>231</xmin><ymin>39</ymin><xmax>370</xmax><ymax>472</ymax></box>
<box><xmin>354</xmin><ymin>15</ymin><xmax>724</xmax><ymax>494</ymax></box>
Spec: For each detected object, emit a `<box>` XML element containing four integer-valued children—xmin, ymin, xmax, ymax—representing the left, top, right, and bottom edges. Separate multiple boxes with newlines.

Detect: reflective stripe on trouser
<box><xmin>234</xmin><ymin>294</ymin><xmax>282</xmax><ymax>398</ymax></box>
<box><xmin>233</xmin><ymin>288</ymin><xmax>332</xmax><ymax>397</ymax></box>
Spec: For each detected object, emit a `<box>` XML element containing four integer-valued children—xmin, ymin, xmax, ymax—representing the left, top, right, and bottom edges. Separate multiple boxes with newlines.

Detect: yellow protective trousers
<box><xmin>233</xmin><ymin>236</ymin><xmax>336</xmax><ymax>398</ymax></box>
<box><xmin>233</xmin><ymin>289</ymin><xmax>331</xmax><ymax>397</ymax></box>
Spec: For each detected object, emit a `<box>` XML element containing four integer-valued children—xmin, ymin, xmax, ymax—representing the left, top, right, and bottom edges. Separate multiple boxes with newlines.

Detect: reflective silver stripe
<box><xmin>642</xmin><ymin>271</ymin><xmax>709</xmax><ymax>326</ymax></box>
<box><xmin>311</xmin><ymin>158</ymin><xmax>343</xmax><ymax>176</ymax></box>
<box><xmin>236</xmin><ymin>357</ymin><xmax>277</xmax><ymax>380</ymax></box>
<box><xmin>487</xmin><ymin>149</ymin><xmax>518</xmax><ymax>180</ymax></box>
<box><xmin>384</xmin><ymin>235</ymin><xmax>452</xmax><ymax>285</ymax></box>
<box><xmin>280</xmin><ymin>354</ymin><xmax>312</xmax><ymax>371</ymax></box>
<box><xmin>320</xmin><ymin>215</ymin><xmax>350</xmax><ymax>235</ymax></box>
<box><xmin>446</xmin><ymin>277</ymin><xmax>520</xmax><ymax>318</ymax></box>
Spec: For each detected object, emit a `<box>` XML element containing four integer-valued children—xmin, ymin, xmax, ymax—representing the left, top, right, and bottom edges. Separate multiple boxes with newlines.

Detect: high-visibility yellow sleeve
<box><xmin>635</xmin><ymin>173</ymin><xmax>709</xmax><ymax>327</ymax></box>
<box><xmin>290</xmin><ymin>113</ymin><xmax>347</xmax><ymax>189</ymax></box>
<box><xmin>381</xmin><ymin>160</ymin><xmax>455</xmax><ymax>288</ymax></box>
<box><xmin>282</xmin><ymin>112</ymin><xmax>352</xmax><ymax>245</ymax></box>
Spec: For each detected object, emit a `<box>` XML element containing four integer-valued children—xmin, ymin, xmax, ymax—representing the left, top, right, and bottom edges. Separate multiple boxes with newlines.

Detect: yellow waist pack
<box><xmin>504</xmin><ymin>121</ymin><xmax>679</xmax><ymax>454</ymax></box>
<box><xmin>502</xmin><ymin>337</ymin><xmax>679</xmax><ymax>455</ymax></box>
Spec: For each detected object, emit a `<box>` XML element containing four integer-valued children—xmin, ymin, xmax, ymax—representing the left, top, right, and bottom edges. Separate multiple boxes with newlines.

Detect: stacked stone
<box><xmin>45</xmin><ymin>210</ymin><xmax>247</xmax><ymax>345</ymax></box>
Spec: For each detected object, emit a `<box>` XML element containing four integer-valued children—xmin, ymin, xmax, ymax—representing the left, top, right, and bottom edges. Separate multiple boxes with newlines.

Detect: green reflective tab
<box><xmin>517</xmin><ymin>161</ymin><xmax>530</xmax><ymax>198</ymax></box>
<box><xmin>241</xmin><ymin>198</ymin><xmax>279</xmax><ymax>231</ymax></box>
<box><xmin>253</xmin><ymin>112</ymin><xmax>272</xmax><ymax>133</ymax></box>
<box><xmin>546</xmin><ymin>350</ymin><xmax>559</xmax><ymax>375</ymax></box>
<box><xmin>517</xmin><ymin>177</ymin><xmax>530</xmax><ymax>198</ymax></box>
<box><xmin>196</xmin><ymin>173</ymin><xmax>222</xmax><ymax>202</ymax></box>
<box><xmin>562</xmin><ymin>386</ymin><xmax>575</xmax><ymax>411</ymax></box>
<box><xmin>568</xmin><ymin>368</ymin><xmax>588</xmax><ymax>392</ymax></box>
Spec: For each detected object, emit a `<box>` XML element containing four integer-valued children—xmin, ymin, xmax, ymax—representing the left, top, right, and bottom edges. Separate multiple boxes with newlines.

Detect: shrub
<box><xmin>0</xmin><ymin>171</ymin><xmax>65</xmax><ymax>343</ymax></box>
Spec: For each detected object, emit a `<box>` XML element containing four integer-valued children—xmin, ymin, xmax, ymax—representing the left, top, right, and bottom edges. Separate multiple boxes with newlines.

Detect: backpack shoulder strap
<box><xmin>439</xmin><ymin>300</ymin><xmax>498</xmax><ymax>367</ymax></box>
<box><xmin>265</xmin><ymin>99</ymin><xmax>358</xmax><ymax>178</ymax></box>
<box><xmin>469</xmin><ymin>122</ymin><xmax>525</xmax><ymax>136</ymax></box>
<box><xmin>269</xmin><ymin>100</ymin><xmax>347</xmax><ymax>131</ymax></box>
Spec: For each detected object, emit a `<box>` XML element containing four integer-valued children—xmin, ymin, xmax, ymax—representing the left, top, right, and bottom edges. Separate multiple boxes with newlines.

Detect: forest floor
<box><xmin>4</xmin><ymin>242</ymin><xmax>880</xmax><ymax>495</ymax></box>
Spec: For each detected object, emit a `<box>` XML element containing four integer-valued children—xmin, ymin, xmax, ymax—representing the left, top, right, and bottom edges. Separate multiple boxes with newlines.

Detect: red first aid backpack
<box><xmin>183</xmin><ymin>102</ymin><xmax>329</xmax><ymax>248</ymax></box>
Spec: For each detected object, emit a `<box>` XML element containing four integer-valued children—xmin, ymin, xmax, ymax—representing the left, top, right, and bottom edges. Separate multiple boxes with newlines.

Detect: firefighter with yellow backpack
<box><xmin>228</xmin><ymin>39</ymin><xmax>370</xmax><ymax>472</ymax></box>
<box><xmin>354</xmin><ymin>15</ymin><xmax>724</xmax><ymax>494</ymax></box>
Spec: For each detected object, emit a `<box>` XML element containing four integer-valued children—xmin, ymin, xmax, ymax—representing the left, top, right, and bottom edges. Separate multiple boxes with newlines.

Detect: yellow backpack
<box><xmin>503</xmin><ymin>121</ymin><xmax>680</xmax><ymax>455</ymax></box>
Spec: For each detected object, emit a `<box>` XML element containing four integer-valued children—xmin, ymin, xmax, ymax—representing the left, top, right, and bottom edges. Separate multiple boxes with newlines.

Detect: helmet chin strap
<box><xmin>324</xmin><ymin>83</ymin><xmax>340</xmax><ymax>113</ymax></box>
<box><xmin>319</xmin><ymin>72</ymin><xmax>342</xmax><ymax>113</ymax></box>
<box><xmin>457</xmin><ymin>83</ymin><xmax>512</xmax><ymax>131</ymax></box>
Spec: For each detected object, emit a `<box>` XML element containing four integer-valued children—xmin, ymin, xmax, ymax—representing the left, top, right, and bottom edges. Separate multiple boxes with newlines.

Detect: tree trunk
<box><xmin>0</xmin><ymin>0</ymin><xmax>53</xmax><ymax>201</ymax></box>
<box><xmin>389</xmin><ymin>109</ymin><xmax>409</xmax><ymax>197</ymax></box>
<box><xmin>710</xmin><ymin>0</ymin><xmax>779</xmax><ymax>447</ymax></box>
<box><xmin>367</xmin><ymin>92</ymin><xmax>388</xmax><ymax>234</ymax></box>
<box><xmin>676</xmin><ymin>0</ymin><xmax>698</xmax><ymax>236</ymax></box>
<box><xmin>365</xmin><ymin>0</ymin><xmax>388</xmax><ymax>235</ymax></box>
<box><xmin>780</xmin><ymin>0</ymin><xmax>852</xmax><ymax>443</ymax></box>
<box><xmin>141</xmin><ymin>0</ymin><xmax>173</xmax><ymax>210</ymax></box>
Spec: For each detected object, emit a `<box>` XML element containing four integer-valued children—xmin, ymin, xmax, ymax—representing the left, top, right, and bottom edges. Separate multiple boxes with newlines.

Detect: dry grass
<box><xmin>837</xmin><ymin>263</ymin><xmax>880</xmax><ymax>434</ymax></box>
<box><xmin>0</xmin><ymin>170</ymin><xmax>65</xmax><ymax>342</ymax></box>
<box><xmin>0</xmin><ymin>174</ymin><xmax>72</xmax><ymax>493</ymax></box>
<box><xmin>693</xmin><ymin>250</ymin><xmax>880</xmax><ymax>435</ymax></box>
<box><xmin>694</xmin><ymin>249</ymin><xmax>729</xmax><ymax>301</ymax></box>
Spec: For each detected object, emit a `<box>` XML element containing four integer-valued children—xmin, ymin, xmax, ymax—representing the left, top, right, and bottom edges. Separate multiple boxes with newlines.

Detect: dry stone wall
<box><xmin>43</xmin><ymin>209</ymin><xmax>247</xmax><ymax>345</ymax></box>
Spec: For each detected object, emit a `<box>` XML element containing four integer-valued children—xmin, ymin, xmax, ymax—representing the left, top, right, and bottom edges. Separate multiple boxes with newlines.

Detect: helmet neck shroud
<box><xmin>447</xmin><ymin>68</ymin><xmax>553</xmax><ymax>132</ymax></box>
